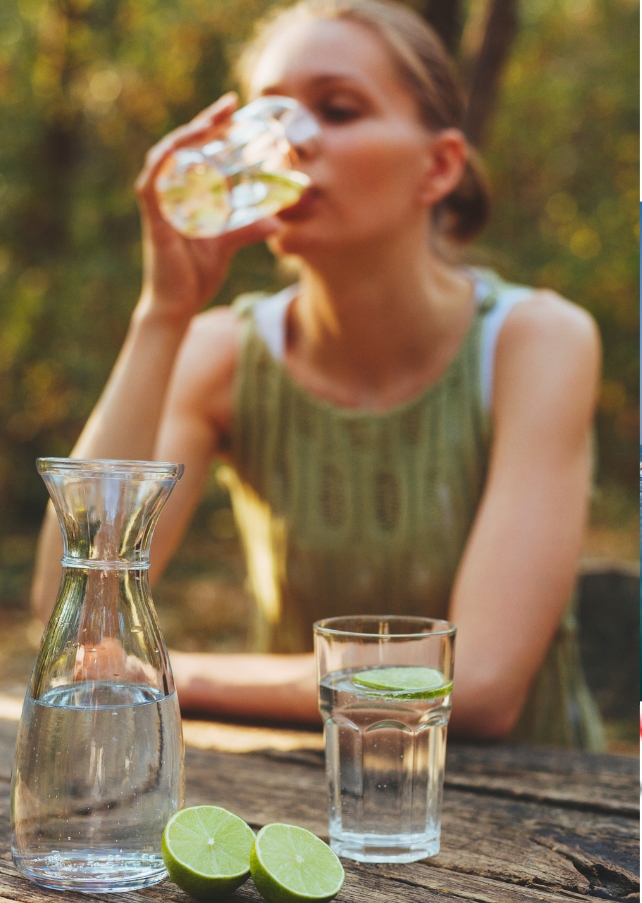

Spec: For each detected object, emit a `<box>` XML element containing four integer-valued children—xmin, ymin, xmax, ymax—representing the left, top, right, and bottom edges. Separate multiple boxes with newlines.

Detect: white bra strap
<box><xmin>480</xmin><ymin>286</ymin><xmax>533</xmax><ymax>411</ymax></box>
<box><xmin>252</xmin><ymin>284</ymin><xmax>298</xmax><ymax>361</ymax></box>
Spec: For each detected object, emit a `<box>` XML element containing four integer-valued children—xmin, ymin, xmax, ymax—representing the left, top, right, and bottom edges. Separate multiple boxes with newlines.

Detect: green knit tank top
<box><xmin>218</xmin><ymin>269</ymin><xmax>605</xmax><ymax>750</ymax></box>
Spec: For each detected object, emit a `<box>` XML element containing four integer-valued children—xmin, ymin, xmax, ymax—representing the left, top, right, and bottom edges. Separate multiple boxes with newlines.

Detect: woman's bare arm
<box><xmin>31</xmin><ymin>310</ymin><xmax>199</xmax><ymax>621</ymax></box>
<box><xmin>447</xmin><ymin>291</ymin><xmax>600</xmax><ymax>739</ymax></box>
<box><xmin>169</xmin><ymin>292</ymin><xmax>599</xmax><ymax>733</ymax></box>
<box><xmin>31</xmin><ymin>93</ymin><xmax>282</xmax><ymax>622</ymax></box>
<box><xmin>169</xmin><ymin>650</ymin><xmax>320</xmax><ymax>724</ymax></box>
<box><xmin>146</xmin><ymin>314</ymin><xmax>321</xmax><ymax>724</ymax></box>
<box><xmin>29</xmin><ymin>92</ymin><xmax>298</xmax><ymax>724</ymax></box>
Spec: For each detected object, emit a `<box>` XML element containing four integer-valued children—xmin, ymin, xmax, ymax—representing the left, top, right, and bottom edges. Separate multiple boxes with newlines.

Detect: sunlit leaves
<box><xmin>0</xmin><ymin>0</ymin><xmax>280</xmax><ymax>527</ymax></box>
<box><xmin>0</xmin><ymin>0</ymin><xmax>637</xmax><ymax>533</ymax></box>
<box><xmin>480</xmin><ymin>0</ymin><xmax>638</xmax><ymax>477</ymax></box>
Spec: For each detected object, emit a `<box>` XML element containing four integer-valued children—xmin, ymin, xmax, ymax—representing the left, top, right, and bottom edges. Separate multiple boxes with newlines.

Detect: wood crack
<box><xmin>532</xmin><ymin>836</ymin><xmax>640</xmax><ymax>900</ymax></box>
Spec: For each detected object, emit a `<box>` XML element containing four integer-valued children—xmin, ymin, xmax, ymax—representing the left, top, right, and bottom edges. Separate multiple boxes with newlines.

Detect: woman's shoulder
<box><xmin>475</xmin><ymin>268</ymin><xmax>600</xmax><ymax>375</ymax></box>
<box><xmin>181</xmin><ymin>304</ymin><xmax>245</xmax><ymax>371</ymax></box>
<box><xmin>490</xmin><ymin>282</ymin><xmax>601</xmax><ymax>428</ymax></box>
<box><xmin>180</xmin><ymin>284</ymin><xmax>288</xmax><ymax>381</ymax></box>
<box><xmin>478</xmin><ymin>268</ymin><xmax>597</xmax><ymax>333</ymax></box>
<box><xmin>496</xmin><ymin>285</ymin><xmax>600</xmax><ymax>360</ymax></box>
<box><xmin>167</xmin><ymin>305</ymin><xmax>247</xmax><ymax>430</ymax></box>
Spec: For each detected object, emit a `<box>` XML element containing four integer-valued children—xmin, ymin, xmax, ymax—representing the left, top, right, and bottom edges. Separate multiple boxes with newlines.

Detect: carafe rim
<box><xmin>37</xmin><ymin>458</ymin><xmax>184</xmax><ymax>479</ymax></box>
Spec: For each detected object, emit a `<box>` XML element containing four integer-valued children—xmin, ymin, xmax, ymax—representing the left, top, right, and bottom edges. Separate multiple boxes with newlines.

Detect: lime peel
<box><xmin>352</xmin><ymin>666</ymin><xmax>452</xmax><ymax>699</ymax></box>
<box><xmin>162</xmin><ymin>805</ymin><xmax>255</xmax><ymax>900</ymax></box>
<box><xmin>250</xmin><ymin>823</ymin><xmax>345</xmax><ymax>903</ymax></box>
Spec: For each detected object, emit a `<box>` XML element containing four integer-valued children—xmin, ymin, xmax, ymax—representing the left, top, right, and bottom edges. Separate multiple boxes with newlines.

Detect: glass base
<box><xmin>12</xmin><ymin>851</ymin><xmax>167</xmax><ymax>893</ymax></box>
<box><xmin>330</xmin><ymin>831</ymin><xmax>440</xmax><ymax>863</ymax></box>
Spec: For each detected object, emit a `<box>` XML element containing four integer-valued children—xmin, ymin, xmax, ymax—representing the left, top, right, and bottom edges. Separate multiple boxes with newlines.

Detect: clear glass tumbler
<box><xmin>314</xmin><ymin>615</ymin><xmax>456</xmax><ymax>863</ymax></box>
<box><xmin>155</xmin><ymin>95</ymin><xmax>319</xmax><ymax>237</ymax></box>
<box><xmin>11</xmin><ymin>459</ymin><xmax>185</xmax><ymax>892</ymax></box>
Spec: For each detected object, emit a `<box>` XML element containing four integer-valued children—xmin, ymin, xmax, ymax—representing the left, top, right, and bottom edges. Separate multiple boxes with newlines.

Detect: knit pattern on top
<box><xmin>218</xmin><ymin>269</ymin><xmax>604</xmax><ymax>749</ymax></box>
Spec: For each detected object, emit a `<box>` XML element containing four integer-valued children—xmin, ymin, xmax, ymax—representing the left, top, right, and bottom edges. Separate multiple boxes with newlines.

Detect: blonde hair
<box><xmin>237</xmin><ymin>0</ymin><xmax>490</xmax><ymax>244</ymax></box>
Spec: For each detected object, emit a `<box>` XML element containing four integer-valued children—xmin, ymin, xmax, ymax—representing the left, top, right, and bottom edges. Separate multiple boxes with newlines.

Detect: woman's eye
<box><xmin>319</xmin><ymin>105</ymin><xmax>360</xmax><ymax>123</ymax></box>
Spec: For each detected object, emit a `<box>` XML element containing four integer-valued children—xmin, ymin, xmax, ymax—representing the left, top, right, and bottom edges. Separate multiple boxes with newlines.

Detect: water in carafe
<box><xmin>11</xmin><ymin>458</ymin><xmax>185</xmax><ymax>893</ymax></box>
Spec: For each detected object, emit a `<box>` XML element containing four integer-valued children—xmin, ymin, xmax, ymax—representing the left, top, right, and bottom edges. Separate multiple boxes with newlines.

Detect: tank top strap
<box><xmin>231</xmin><ymin>269</ymin><xmax>533</xmax><ymax>419</ymax></box>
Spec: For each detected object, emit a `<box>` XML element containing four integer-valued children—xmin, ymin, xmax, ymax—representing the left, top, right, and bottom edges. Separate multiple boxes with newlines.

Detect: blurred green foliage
<box><xmin>478</xmin><ymin>0</ymin><xmax>638</xmax><ymax>487</ymax></box>
<box><xmin>0</xmin><ymin>0</ymin><xmax>638</xmax><ymax>541</ymax></box>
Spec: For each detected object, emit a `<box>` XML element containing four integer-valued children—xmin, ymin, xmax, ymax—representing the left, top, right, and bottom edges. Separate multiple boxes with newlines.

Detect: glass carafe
<box><xmin>11</xmin><ymin>458</ymin><xmax>185</xmax><ymax>892</ymax></box>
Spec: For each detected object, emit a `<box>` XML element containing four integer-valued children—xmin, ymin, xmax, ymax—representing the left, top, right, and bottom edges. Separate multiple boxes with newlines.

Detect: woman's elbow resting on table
<box><xmin>449</xmin><ymin>672</ymin><xmax>525</xmax><ymax>740</ymax></box>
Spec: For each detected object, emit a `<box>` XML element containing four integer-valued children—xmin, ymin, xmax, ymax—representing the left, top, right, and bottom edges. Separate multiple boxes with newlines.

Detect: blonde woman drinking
<box><xmin>32</xmin><ymin>0</ymin><xmax>604</xmax><ymax>748</ymax></box>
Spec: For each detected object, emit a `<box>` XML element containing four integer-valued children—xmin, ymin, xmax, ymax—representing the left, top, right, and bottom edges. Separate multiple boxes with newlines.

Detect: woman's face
<box><xmin>249</xmin><ymin>18</ymin><xmax>452</xmax><ymax>257</ymax></box>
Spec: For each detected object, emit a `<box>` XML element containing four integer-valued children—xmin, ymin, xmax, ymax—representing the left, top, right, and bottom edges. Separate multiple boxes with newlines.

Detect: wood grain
<box><xmin>0</xmin><ymin>717</ymin><xmax>638</xmax><ymax>903</ymax></box>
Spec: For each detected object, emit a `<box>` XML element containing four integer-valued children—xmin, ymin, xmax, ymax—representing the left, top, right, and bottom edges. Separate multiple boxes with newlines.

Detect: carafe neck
<box><xmin>38</xmin><ymin>458</ymin><xmax>184</xmax><ymax>568</ymax></box>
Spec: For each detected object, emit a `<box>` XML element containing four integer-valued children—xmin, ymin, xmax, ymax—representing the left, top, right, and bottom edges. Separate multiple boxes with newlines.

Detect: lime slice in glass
<box><xmin>162</xmin><ymin>805</ymin><xmax>255</xmax><ymax>900</ymax></box>
<box><xmin>252</xmin><ymin>170</ymin><xmax>310</xmax><ymax>217</ymax></box>
<box><xmin>352</xmin><ymin>666</ymin><xmax>452</xmax><ymax>699</ymax></box>
<box><xmin>250</xmin><ymin>823</ymin><xmax>345</xmax><ymax>903</ymax></box>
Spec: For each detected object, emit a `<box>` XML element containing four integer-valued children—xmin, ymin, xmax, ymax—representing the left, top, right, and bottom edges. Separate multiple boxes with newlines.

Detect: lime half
<box><xmin>162</xmin><ymin>805</ymin><xmax>255</xmax><ymax>900</ymax></box>
<box><xmin>250</xmin><ymin>823</ymin><xmax>345</xmax><ymax>903</ymax></box>
<box><xmin>352</xmin><ymin>666</ymin><xmax>452</xmax><ymax>699</ymax></box>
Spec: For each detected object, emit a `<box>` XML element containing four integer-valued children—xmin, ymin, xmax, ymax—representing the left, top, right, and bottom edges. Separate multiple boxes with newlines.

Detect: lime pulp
<box><xmin>352</xmin><ymin>666</ymin><xmax>453</xmax><ymax>700</ymax></box>
<box><xmin>162</xmin><ymin>805</ymin><xmax>255</xmax><ymax>900</ymax></box>
<box><xmin>250</xmin><ymin>823</ymin><xmax>345</xmax><ymax>903</ymax></box>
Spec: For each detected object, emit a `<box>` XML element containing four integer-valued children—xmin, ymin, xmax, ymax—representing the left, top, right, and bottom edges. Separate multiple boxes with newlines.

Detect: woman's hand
<box><xmin>134</xmin><ymin>92</ymin><xmax>283</xmax><ymax>324</ymax></box>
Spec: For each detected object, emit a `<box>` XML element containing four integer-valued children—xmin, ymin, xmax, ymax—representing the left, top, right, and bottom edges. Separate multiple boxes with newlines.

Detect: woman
<box><xmin>32</xmin><ymin>0</ymin><xmax>604</xmax><ymax>747</ymax></box>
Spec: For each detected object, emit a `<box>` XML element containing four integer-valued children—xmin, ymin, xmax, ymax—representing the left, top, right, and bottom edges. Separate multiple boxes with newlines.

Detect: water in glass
<box><xmin>156</xmin><ymin>95</ymin><xmax>318</xmax><ymax>237</ymax></box>
<box><xmin>319</xmin><ymin>663</ymin><xmax>452</xmax><ymax>863</ymax></box>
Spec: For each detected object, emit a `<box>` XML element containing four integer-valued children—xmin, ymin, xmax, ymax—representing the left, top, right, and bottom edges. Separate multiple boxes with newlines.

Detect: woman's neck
<box><xmin>285</xmin><ymin>236</ymin><xmax>475</xmax><ymax>411</ymax></box>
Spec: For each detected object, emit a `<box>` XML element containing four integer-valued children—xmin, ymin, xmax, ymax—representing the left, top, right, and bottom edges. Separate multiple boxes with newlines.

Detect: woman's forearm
<box><xmin>31</xmin><ymin>504</ymin><xmax>65</xmax><ymax>624</ymax></box>
<box><xmin>30</xmin><ymin>301</ymin><xmax>192</xmax><ymax>623</ymax></box>
<box><xmin>170</xmin><ymin>650</ymin><xmax>321</xmax><ymax>725</ymax></box>
<box><xmin>73</xmin><ymin>301</ymin><xmax>191</xmax><ymax>461</ymax></box>
<box><xmin>168</xmin><ymin>648</ymin><xmax>511</xmax><ymax>737</ymax></box>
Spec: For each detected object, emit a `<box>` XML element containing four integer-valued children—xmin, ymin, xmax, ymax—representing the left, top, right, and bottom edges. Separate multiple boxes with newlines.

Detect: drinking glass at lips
<box><xmin>155</xmin><ymin>95</ymin><xmax>320</xmax><ymax>237</ymax></box>
<box><xmin>314</xmin><ymin>616</ymin><xmax>456</xmax><ymax>864</ymax></box>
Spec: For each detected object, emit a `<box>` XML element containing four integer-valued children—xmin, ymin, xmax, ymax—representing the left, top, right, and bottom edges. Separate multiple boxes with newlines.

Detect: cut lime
<box><xmin>252</xmin><ymin>170</ymin><xmax>309</xmax><ymax>215</ymax></box>
<box><xmin>352</xmin><ymin>666</ymin><xmax>452</xmax><ymax>699</ymax></box>
<box><xmin>162</xmin><ymin>805</ymin><xmax>255</xmax><ymax>900</ymax></box>
<box><xmin>250</xmin><ymin>823</ymin><xmax>345</xmax><ymax>903</ymax></box>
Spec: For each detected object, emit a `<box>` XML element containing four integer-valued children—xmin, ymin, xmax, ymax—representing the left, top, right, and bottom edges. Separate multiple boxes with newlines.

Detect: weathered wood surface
<box><xmin>0</xmin><ymin>716</ymin><xmax>638</xmax><ymax>903</ymax></box>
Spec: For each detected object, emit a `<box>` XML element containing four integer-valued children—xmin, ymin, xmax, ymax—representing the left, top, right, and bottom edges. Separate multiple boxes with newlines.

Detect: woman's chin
<box><xmin>267</xmin><ymin>227</ymin><xmax>321</xmax><ymax>257</ymax></box>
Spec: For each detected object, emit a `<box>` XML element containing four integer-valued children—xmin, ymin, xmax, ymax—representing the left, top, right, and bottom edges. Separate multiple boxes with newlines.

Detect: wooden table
<box><xmin>0</xmin><ymin>703</ymin><xmax>638</xmax><ymax>903</ymax></box>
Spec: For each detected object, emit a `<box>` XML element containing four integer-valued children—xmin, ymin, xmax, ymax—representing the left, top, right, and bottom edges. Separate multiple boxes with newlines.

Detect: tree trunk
<box><xmin>421</xmin><ymin>0</ymin><xmax>463</xmax><ymax>56</ymax></box>
<box><xmin>462</xmin><ymin>0</ymin><xmax>520</xmax><ymax>148</ymax></box>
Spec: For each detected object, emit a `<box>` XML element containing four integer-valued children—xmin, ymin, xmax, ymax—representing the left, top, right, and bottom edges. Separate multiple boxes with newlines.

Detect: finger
<box><xmin>157</xmin><ymin>92</ymin><xmax>238</xmax><ymax>158</ymax></box>
<box><xmin>215</xmin><ymin>216</ymin><xmax>286</xmax><ymax>254</ymax></box>
<box><xmin>135</xmin><ymin>92</ymin><xmax>239</xmax><ymax>198</ymax></box>
<box><xmin>190</xmin><ymin>91</ymin><xmax>239</xmax><ymax>130</ymax></box>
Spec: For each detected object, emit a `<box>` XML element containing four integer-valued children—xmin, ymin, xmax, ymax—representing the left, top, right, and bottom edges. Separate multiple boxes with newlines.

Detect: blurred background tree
<box><xmin>0</xmin><ymin>0</ymin><xmax>638</xmax><ymax>608</ymax></box>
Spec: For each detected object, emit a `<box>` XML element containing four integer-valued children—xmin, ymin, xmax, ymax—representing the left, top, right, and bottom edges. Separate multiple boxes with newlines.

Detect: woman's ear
<box><xmin>418</xmin><ymin>128</ymin><xmax>468</xmax><ymax>207</ymax></box>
